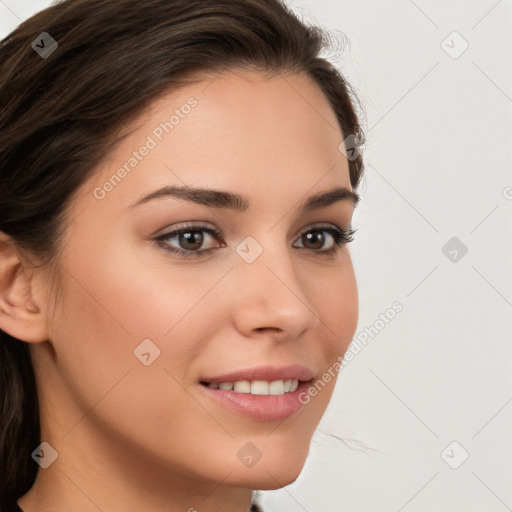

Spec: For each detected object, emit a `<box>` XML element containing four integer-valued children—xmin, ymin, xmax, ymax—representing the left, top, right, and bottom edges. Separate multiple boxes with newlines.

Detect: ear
<box><xmin>0</xmin><ymin>231</ymin><xmax>49</xmax><ymax>343</ymax></box>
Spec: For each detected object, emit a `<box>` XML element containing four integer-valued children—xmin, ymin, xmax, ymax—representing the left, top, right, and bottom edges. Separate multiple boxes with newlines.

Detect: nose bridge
<box><xmin>231</xmin><ymin>231</ymin><xmax>319</xmax><ymax>336</ymax></box>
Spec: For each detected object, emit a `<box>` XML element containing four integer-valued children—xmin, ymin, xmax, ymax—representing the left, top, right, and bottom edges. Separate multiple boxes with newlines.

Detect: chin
<box><xmin>236</xmin><ymin>467</ymin><xmax>304</xmax><ymax>490</ymax></box>
<box><xmin>224</xmin><ymin>451</ymin><xmax>308</xmax><ymax>490</ymax></box>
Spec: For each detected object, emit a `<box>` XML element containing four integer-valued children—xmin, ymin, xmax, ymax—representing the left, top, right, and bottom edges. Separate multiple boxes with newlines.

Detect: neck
<box><xmin>17</xmin><ymin>426</ymin><xmax>254</xmax><ymax>512</ymax></box>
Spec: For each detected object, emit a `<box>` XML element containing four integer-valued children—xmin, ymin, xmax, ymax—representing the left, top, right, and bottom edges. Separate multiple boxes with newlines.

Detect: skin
<box><xmin>0</xmin><ymin>68</ymin><xmax>359</xmax><ymax>512</ymax></box>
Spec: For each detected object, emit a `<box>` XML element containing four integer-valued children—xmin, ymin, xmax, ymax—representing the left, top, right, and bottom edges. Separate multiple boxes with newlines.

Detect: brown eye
<box><xmin>177</xmin><ymin>231</ymin><xmax>205</xmax><ymax>251</ymax></box>
<box><xmin>301</xmin><ymin>230</ymin><xmax>327</xmax><ymax>250</ymax></box>
<box><xmin>155</xmin><ymin>223</ymin><xmax>225</xmax><ymax>259</ymax></box>
<box><xmin>293</xmin><ymin>226</ymin><xmax>355</xmax><ymax>254</ymax></box>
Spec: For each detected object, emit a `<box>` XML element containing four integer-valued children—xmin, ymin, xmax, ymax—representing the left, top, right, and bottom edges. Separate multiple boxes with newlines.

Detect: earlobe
<box><xmin>0</xmin><ymin>232</ymin><xmax>48</xmax><ymax>343</ymax></box>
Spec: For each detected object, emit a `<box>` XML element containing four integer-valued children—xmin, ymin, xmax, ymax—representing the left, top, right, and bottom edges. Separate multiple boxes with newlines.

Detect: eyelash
<box><xmin>154</xmin><ymin>222</ymin><xmax>357</xmax><ymax>260</ymax></box>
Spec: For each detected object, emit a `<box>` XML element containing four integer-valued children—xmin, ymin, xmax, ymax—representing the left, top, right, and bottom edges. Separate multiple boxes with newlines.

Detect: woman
<box><xmin>0</xmin><ymin>0</ymin><xmax>366</xmax><ymax>510</ymax></box>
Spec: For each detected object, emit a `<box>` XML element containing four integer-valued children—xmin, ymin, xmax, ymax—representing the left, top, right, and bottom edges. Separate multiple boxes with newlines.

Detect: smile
<box><xmin>201</xmin><ymin>378</ymin><xmax>301</xmax><ymax>395</ymax></box>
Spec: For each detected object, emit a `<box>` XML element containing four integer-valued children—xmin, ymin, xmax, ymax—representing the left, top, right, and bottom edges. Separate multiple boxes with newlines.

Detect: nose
<box><xmin>228</xmin><ymin>238</ymin><xmax>321</xmax><ymax>341</ymax></box>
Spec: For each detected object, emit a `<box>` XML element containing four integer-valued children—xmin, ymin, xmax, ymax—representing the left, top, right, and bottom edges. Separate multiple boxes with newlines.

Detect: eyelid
<box><xmin>155</xmin><ymin>220</ymin><xmax>347</xmax><ymax>239</ymax></box>
<box><xmin>296</xmin><ymin>221</ymin><xmax>348</xmax><ymax>236</ymax></box>
<box><xmin>154</xmin><ymin>221</ymin><xmax>219</xmax><ymax>239</ymax></box>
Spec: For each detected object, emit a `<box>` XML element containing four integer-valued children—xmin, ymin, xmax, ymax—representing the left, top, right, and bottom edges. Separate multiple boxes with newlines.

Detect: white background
<box><xmin>1</xmin><ymin>1</ymin><xmax>511</xmax><ymax>511</ymax></box>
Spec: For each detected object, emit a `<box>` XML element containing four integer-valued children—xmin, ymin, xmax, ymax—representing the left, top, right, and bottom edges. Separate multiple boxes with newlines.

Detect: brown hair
<box><xmin>0</xmin><ymin>0</ymin><xmax>365</xmax><ymax>507</ymax></box>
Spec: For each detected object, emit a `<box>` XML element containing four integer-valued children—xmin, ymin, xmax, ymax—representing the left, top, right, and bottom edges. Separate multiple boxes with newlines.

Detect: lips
<box><xmin>198</xmin><ymin>364</ymin><xmax>316</xmax><ymax>421</ymax></box>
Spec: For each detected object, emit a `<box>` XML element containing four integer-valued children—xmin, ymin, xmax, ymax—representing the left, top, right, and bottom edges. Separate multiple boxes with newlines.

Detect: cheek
<box><xmin>284</xmin><ymin>256</ymin><xmax>358</xmax><ymax>416</ymax></box>
<box><xmin>60</xmin><ymin>231</ymin><xmax>226</xmax><ymax>338</ymax></box>
<box><xmin>49</xmin><ymin>255</ymin><xmax>230</xmax><ymax>465</ymax></box>
<box><xmin>310</xmin><ymin>256</ymin><xmax>359</xmax><ymax>357</ymax></box>
<box><xmin>51</xmin><ymin>238</ymin><xmax>233</xmax><ymax>401</ymax></box>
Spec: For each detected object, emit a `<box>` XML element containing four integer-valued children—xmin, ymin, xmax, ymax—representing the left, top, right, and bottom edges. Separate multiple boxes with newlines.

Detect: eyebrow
<box><xmin>128</xmin><ymin>184</ymin><xmax>359</xmax><ymax>213</ymax></box>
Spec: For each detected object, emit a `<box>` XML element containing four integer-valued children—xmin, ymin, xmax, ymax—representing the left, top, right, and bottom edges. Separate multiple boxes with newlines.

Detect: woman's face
<box><xmin>35</xmin><ymin>69</ymin><xmax>358</xmax><ymax>497</ymax></box>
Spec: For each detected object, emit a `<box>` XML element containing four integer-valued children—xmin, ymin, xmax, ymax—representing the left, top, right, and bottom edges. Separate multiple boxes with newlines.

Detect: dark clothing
<box><xmin>12</xmin><ymin>501</ymin><xmax>263</xmax><ymax>511</ymax></box>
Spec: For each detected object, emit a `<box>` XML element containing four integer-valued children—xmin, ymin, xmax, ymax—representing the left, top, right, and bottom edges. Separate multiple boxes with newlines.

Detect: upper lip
<box><xmin>200</xmin><ymin>364</ymin><xmax>315</xmax><ymax>384</ymax></box>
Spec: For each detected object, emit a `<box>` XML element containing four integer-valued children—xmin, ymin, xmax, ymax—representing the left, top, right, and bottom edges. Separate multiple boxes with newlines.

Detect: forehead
<box><xmin>85</xmin><ymin>68</ymin><xmax>352</xmax><ymax>209</ymax></box>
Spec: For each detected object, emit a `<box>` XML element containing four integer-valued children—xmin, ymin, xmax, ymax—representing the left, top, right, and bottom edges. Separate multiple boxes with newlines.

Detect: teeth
<box><xmin>251</xmin><ymin>380</ymin><xmax>268</xmax><ymax>395</ymax></box>
<box><xmin>234</xmin><ymin>380</ymin><xmax>251</xmax><ymax>393</ymax></box>
<box><xmin>268</xmin><ymin>380</ymin><xmax>285</xmax><ymax>395</ymax></box>
<box><xmin>208</xmin><ymin>379</ymin><xmax>299</xmax><ymax>395</ymax></box>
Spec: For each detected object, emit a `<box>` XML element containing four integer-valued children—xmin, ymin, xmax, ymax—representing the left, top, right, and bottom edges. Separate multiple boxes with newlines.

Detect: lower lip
<box><xmin>199</xmin><ymin>381</ymin><xmax>312</xmax><ymax>421</ymax></box>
